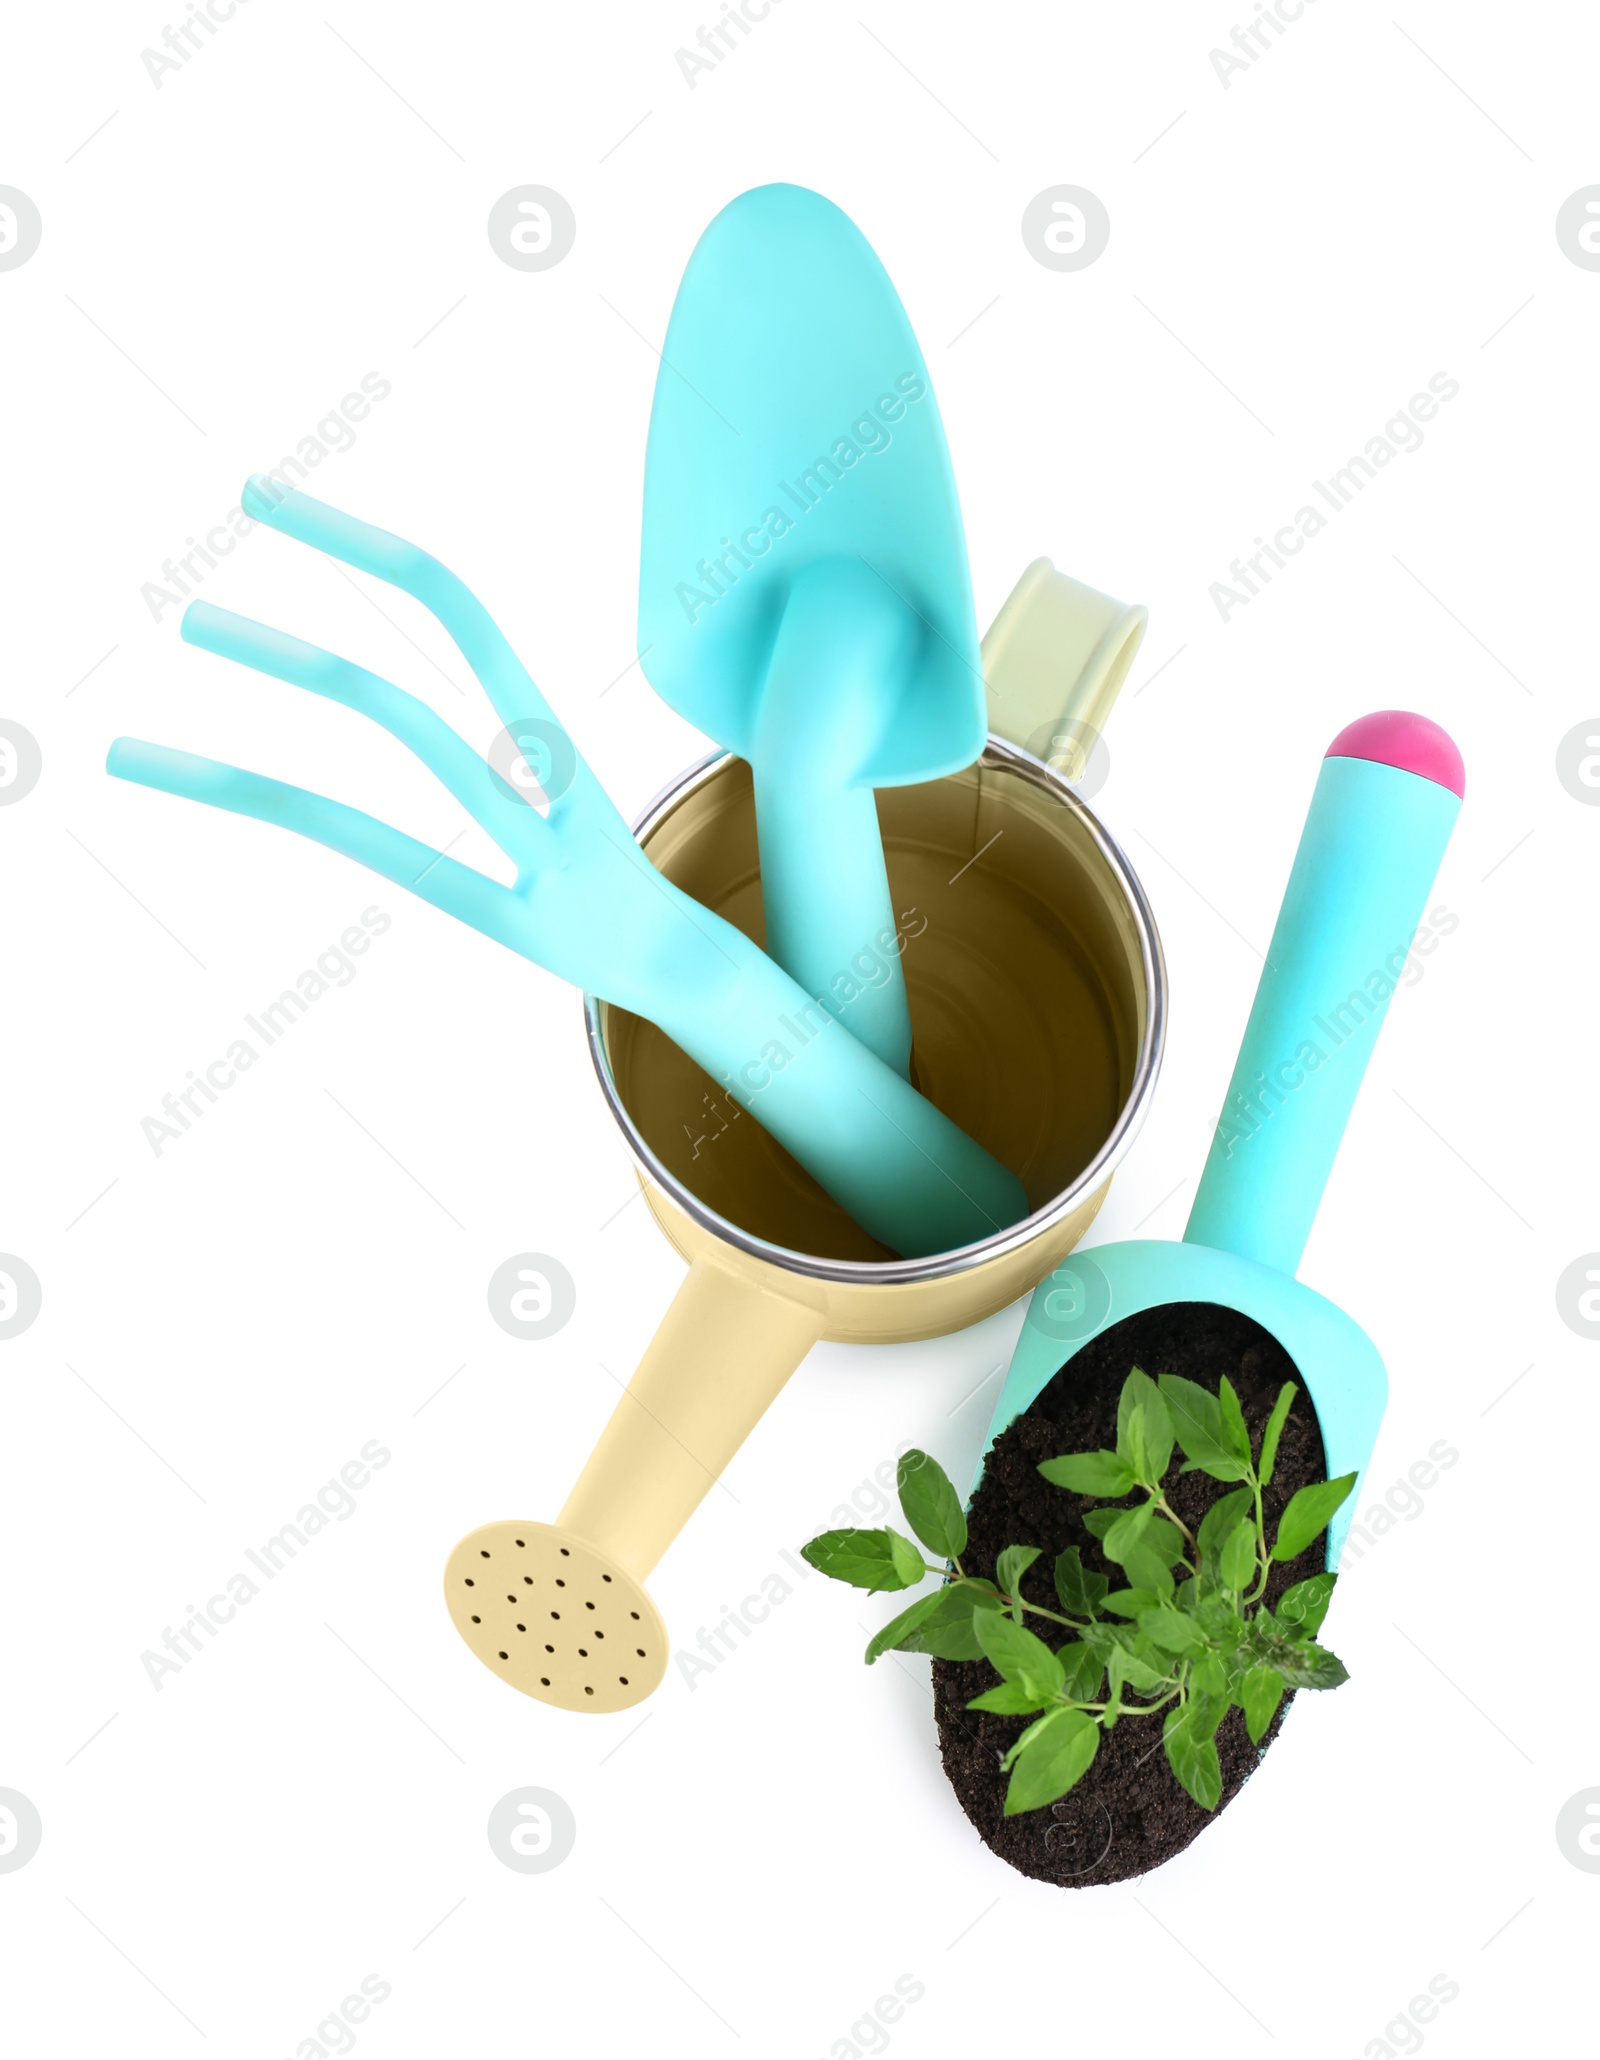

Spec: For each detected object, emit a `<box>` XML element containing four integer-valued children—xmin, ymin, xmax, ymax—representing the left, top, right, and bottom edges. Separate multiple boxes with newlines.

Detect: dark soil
<box><xmin>932</xmin><ymin>1302</ymin><xmax>1328</xmax><ymax>1887</ymax></box>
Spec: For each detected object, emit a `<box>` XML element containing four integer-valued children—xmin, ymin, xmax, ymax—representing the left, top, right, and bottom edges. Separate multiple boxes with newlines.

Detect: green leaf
<box><xmin>1197</xmin><ymin>1486</ymin><xmax>1255</xmax><ymax>1570</ymax></box>
<box><xmin>1116</xmin><ymin>1369</ymin><xmax>1175</xmax><ymax>1483</ymax></box>
<box><xmin>1101</xmin><ymin>1588</ymin><xmax>1162</xmax><ymax>1618</ymax></box>
<box><xmin>1001</xmin><ymin>1706</ymin><xmax>1068</xmax><ymax>1769</ymax></box>
<box><xmin>800</xmin><ymin>1526</ymin><xmax>927</xmax><ymax>1592</ymax></box>
<box><xmin>1081</xmin><ymin>1507</ymin><xmax>1121</xmax><ymax>1540</ymax></box>
<box><xmin>1217</xmin><ymin>1376</ymin><xmax>1253</xmax><ymax>1469</ymax></box>
<box><xmin>1273</xmin><ymin>1639</ymin><xmax>1349</xmax><ymax>1691</ymax></box>
<box><xmin>1119</xmin><ymin>1544</ymin><xmax>1176</xmax><ymax>1599</ymax></box>
<box><xmin>896</xmin><ymin>1450</ymin><xmax>967</xmax><ymax>1560</ymax></box>
<box><xmin>1053</xmin><ymin>1546</ymin><xmax>1109</xmax><ymax>1618</ymax></box>
<box><xmin>1239</xmin><ymin>1664</ymin><xmax>1285</xmax><ymax>1744</ymax></box>
<box><xmin>863</xmin><ymin>1588</ymin><xmax>947</xmax><ymax>1663</ymax></box>
<box><xmin>966</xmin><ymin>1678</ymin><xmax>1051</xmax><ymax>1715</ymax></box>
<box><xmin>1143</xmin><ymin>1609</ymin><xmax>1204</xmax><ymax>1656</ymax></box>
<box><xmin>1188</xmin><ymin>1690</ymin><xmax>1227</xmax><ymax>1742</ymax></box>
<box><xmin>995</xmin><ymin>1544</ymin><xmax>1042</xmax><ymax>1619</ymax></box>
<box><xmin>975</xmin><ymin>1609</ymin><xmax>1066</xmax><ymax>1695</ymax></box>
<box><xmin>1101</xmin><ymin>1500</ymin><xmax>1155</xmax><ymax>1564</ymax></box>
<box><xmin>1219</xmin><ymin>1519</ymin><xmax>1259</xmax><ymax>1592</ymax></box>
<box><xmin>1257</xmin><ymin>1382</ymin><xmax>1298</xmax><ymax>1487</ymax></box>
<box><xmin>1003</xmin><ymin>1708</ymin><xmax>1100</xmax><ymax>1815</ymax></box>
<box><xmin>1038</xmin><ymin>1449</ymin><xmax>1135</xmax><ymax>1497</ymax></box>
<box><xmin>1193</xmin><ymin>1591</ymin><xmax>1244</xmax><ymax>1640</ymax></box>
<box><xmin>1277</xmin><ymin>1571</ymin><xmax>1336</xmax><ymax>1635</ymax></box>
<box><xmin>1164</xmin><ymin>1704</ymin><xmax>1223</xmax><ymax>1810</ymax></box>
<box><xmin>1190</xmin><ymin>1649</ymin><xmax>1228</xmax><ymax>1697</ymax></box>
<box><xmin>1158</xmin><ymin>1374</ymin><xmax>1250</xmax><ymax>1482</ymax></box>
<box><xmin>1272</xmin><ymin>1473</ymin><xmax>1358</xmax><ymax>1562</ymax></box>
<box><xmin>1107</xmin><ymin>1635</ymin><xmax>1170</xmax><ymax>1696</ymax></box>
<box><xmin>1059</xmin><ymin>1638</ymin><xmax>1105</xmax><ymax>1703</ymax></box>
<box><xmin>878</xmin><ymin>1579</ymin><xmax>1003</xmax><ymax>1661</ymax></box>
<box><xmin>1143</xmin><ymin>1514</ymin><xmax>1188</xmax><ymax>1570</ymax></box>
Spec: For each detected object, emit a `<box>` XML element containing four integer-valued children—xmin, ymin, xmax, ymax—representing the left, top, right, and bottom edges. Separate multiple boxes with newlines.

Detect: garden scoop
<box><xmin>639</xmin><ymin>182</ymin><xmax>985</xmax><ymax>1079</ymax></box>
<box><xmin>980</xmin><ymin>712</ymin><xmax>1464</xmax><ymax>1567</ymax></box>
<box><xmin>106</xmin><ymin>479</ymin><xmax>1026</xmax><ymax>1260</ymax></box>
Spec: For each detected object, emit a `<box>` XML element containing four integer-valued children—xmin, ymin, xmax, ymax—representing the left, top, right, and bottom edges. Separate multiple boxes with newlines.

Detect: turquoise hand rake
<box><xmin>107</xmin><ymin>480</ymin><xmax>1028</xmax><ymax>1259</ymax></box>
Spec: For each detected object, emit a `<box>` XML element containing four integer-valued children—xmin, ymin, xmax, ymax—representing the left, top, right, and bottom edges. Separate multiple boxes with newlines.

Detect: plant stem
<box><xmin>1061</xmin><ymin>1691</ymin><xmax>1176</xmax><ymax>1718</ymax></box>
<box><xmin>1153</xmin><ymin>1492</ymin><xmax>1197</xmax><ymax>1550</ymax></box>
<box><xmin>1246</xmin><ymin>1469</ymin><xmax>1273</xmax><ymax>1603</ymax></box>
<box><xmin>923</xmin><ymin>1563</ymin><xmax>1091</xmax><ymax>1633</ymax></box>
<box><xmin>1019</xmin><ymin>1599</ymin><xmax>1090</xmax><ymax>1632</ymax></box>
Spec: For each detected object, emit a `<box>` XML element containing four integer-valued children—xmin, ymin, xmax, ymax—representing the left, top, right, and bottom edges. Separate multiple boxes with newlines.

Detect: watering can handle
<box><xmin>981</xmin><ymin>558</ymin><xmax>1147</xmax><ymax>777</ymax></box>
<box><xmin>1184</xmin><ymin>712</ymin><xmax>1464</xmax><ymax>1278</ymax></box>
<box><xmin>557</xmin><ymin>1258</ymin><xmax>824</xmax><ymax>1580</ymax></box>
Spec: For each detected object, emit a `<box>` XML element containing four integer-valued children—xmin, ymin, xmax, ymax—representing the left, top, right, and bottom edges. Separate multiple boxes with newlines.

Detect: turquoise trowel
<box><xmin>980</xmin><ymin>712</ymin><xmax>1465</xmax><ymax>1566</ymax></box>
<box><xmin>638</xmin><ymin>183</ymin><xmax>984</xmax><ymax>1078</ymax></box>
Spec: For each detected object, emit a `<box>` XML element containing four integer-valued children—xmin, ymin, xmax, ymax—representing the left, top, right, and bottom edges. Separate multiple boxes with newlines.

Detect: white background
<box><xmin>1</xmin><ymin>1</ymin><xmax>1595</xmax><ymax>2053</ymax></box>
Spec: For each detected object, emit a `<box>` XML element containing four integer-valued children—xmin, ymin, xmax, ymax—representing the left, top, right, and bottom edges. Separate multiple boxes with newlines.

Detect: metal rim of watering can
<box><xmin>582</xmin><ymin>734</ymin><xmax>1166</xmax><ymax>1287</ymax></box>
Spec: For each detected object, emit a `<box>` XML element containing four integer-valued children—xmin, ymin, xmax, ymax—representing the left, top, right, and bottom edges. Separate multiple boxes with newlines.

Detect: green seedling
<box><xmin>800</xmin><ymin>1368</ymin><xmax>1355</xmax><ymax>1817</ymax></box>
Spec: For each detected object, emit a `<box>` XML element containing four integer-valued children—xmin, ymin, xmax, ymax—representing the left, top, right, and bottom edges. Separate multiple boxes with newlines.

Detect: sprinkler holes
<box><xmin>585</xmin><ymin>1600</ymin><xmax>596</xmax><ymax>1611</ymax></box>
<box><xmin>480</xmin><ymin>1550</ymin><xmax>491</xmax><ymax>1559</ymax></box>
<box><xmin>584</xmin><ymin>1686</ymin><xmax>594</xmax><ymax>1697</ymax></box>
<box><xmin>541</xmin><ymin>1677</ymin><xmax>550</xmax><ymax>1687</ymax></box>
<box><xmin>544</xmin><ymin>1644</ymin><xmax>554</xmax><ymax>1653</ymax></box>
<box><xmin>630</xmin><ymin>1610</ymin><xmax>640</xmax><ymax>1621</ymax></box>
<box><xmin>560</xmin><ymin>1547</ymin><xmax>570</xmax><ymax>1557</ymax></box>
<box><xmin>516</xmin><ymin>1624</ymin><xmax>526</xmax><ymax>1633</ymax></box>
<box><xmin>619</xmin><ymin>1676</ymin><xmax>628</xmax><ymax>1686</ymax></box>
<box><xmin>498</xmin><ymin>1650</ymin><xmax>508</xmax><ymax>1660</ymax></box>
<box><xmin>464</xmin><ymin>1578</ymin><xmax>474</xmax><ymax>1587</ymax></box>
<box><xmin>470</xmin><ymin>1615</ymin><xmax>481</xmax><ymax>1624</ymax></box>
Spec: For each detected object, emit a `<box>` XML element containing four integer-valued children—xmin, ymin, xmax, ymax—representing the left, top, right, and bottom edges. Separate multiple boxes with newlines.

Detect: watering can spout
<box><xmin>1183</xmin><ymin>712</ymin><xmax>1463</xmax><ymax>1277</ymax></box>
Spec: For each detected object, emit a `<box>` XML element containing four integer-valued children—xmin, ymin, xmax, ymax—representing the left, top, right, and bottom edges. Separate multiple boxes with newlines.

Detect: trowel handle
<box><xmin>752</xmin><ymin>776</ymin><xmax>911</xmax><ymax>1078</ymax></box>
<box><xmin>1184</xmin><ymin>713</ymin><xmax>1463</xmax><ymax>1277</ymax></box>
<box><xmin>750</xmin><ymin>557</ymin><xmax>920</xmax><ymax>1079</ymax></box>
<box><xmin>650</xmin><ymin>895</ymin><xmax>1029</xmax><ymax>1258</ymax></box>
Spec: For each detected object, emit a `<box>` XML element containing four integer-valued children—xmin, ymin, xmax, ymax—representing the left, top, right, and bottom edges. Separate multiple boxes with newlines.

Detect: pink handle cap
<box><xmin>1325</xmin><ymin>709</ymin><xmax>1464</xmax><ymax>799</ymax></box>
